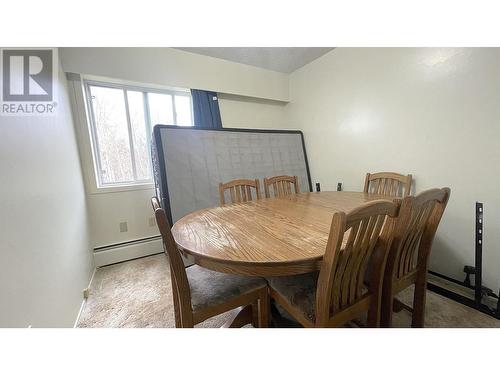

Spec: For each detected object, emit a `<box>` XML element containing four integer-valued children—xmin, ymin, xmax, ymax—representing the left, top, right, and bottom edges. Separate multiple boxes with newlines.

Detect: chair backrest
<box><xmin>219</xmin><ymin>178</ymin><xmax>261</xmax><ymax>205</ymax></box>
<box><xmin>315</xmin><ymin>199</ymin><xmax>400</xmax><ymax>325</ymax></box>
<box><xmin>384</xmin><ymin>187</ymin><xmax>450</xmax><ymax>282</ymax></box>
<box><xmin>151</xmin><ymin>197</ymin><xmax>192</xmax><ymax>326</ymax></box>
<box><xmin>364</xmin><ymin>172</ymin><xmax>412</xmax><ymax>197</ymax></box>
<box><xmin>264</xmin><ymin>175</ymin><xmax>300</xmax><ymax>198</ymax></box>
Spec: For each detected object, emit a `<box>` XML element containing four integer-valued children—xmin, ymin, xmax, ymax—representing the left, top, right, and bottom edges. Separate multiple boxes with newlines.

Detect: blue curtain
<box><xmin>191</xmin><ymin>89</ymin><xmax>222</xmax><ymax>128</ymax></box>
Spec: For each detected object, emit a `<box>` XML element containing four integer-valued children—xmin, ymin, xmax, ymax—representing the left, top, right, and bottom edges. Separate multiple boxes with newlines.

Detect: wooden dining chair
<box><xmin>380</xmin><ymin>187</ymin><xmax>451</xmax><ymax>328</ymax></box>
<box><xmin>151</xmin><ymin>197</ymin><xmax>269</xmax><ymax>328</ymax></box>
<box><xmin>219</xmin><ymin>178</ymin><xmax>261</xmax><ymax>206</ymax></box>
<box><xmin>263</xmin><ymin>175</ymin><xmax>300</xmax><ymax>198</ymax></box>
<box><xmin>364</xmin><ymin>172</ymin><xmax>412</xmax><ymax>197</ymax></box>
<box><xmin>267</xmin><ymin>199</ymin><xmax>399</xmax><ymax>327</ymax></box>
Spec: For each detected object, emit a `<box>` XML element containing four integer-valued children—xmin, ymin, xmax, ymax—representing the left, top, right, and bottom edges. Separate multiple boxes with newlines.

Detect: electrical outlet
<box><xmin>148</xmin><ymin>216</ymin><xmax>156</xmax><ymax>227</ymax></box>
<box><xmin>119</xmin><ymin>221</ymin><xmax>128</xmax><ymax>232</ymax></box>
<box><xmin>83</xmin><ymin>288</ymin><xmax>90</xmax><ymax>299</ymax></box>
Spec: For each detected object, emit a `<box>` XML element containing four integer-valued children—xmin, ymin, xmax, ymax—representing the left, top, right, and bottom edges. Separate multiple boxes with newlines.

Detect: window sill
<box><xmin>88</xmin><ymin>182</ymin><xmax>155</xmax><ymax>195</ymax></box>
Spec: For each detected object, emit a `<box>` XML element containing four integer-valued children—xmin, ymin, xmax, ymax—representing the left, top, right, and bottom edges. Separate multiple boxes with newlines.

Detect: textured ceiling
<box><xmin>175</xmin><ymin>47</ymin><xmax>334</xmax><ymax>73</ymax></box>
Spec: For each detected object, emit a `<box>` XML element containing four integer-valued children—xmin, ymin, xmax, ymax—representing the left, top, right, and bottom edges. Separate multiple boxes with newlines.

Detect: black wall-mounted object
<box><xmin>475</xmin><ymin>202</ymin><xmax>483</xmax><ymax>305</ymax></box>
<box><xmin>427</xmin><ymin>201</ymin><xmax>500</xmax><ymax>319</ymax></box>
<box><xmin>315</xmin><ymin>183</ymin><xmax>321</xmax><ymax>192</ymax></box>
<box><xmin>337</xmin><ymin>182</ymin><xmax>342</xmax><ymax>191</ymax></box>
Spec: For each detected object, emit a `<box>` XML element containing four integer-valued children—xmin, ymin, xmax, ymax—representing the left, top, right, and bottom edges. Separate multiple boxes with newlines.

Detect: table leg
<box><xmin>270</xmin><ymin>300</ymin><xmax>302</xmax><ymax>328</ymax></box>
<box><xmin>222</xmin><ymin>301</ymin><xmax>303</xmax><ymax>328</ymax></box>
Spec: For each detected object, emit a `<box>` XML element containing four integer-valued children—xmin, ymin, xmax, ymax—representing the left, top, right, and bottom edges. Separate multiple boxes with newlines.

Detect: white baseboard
<box><xmin>93</xmin><ymin>237</ymin><xmax>163</xmax><ymax>267</ymax></box>
<box><xmin>74</xmin><ymin>267</ymin><xmax>96</xmax><ymax>328</ymax></box>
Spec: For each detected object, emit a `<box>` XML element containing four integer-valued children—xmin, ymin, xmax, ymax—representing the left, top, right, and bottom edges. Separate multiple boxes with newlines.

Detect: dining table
<box><xmin>171</xmin><ymin>191</ymin><xmax>397</xmax><ymax>326</ymax></box>
<box><xmin>172</xmin><ymin>191</ymin><xmax>396</xmax><ymax>277</ymax></box>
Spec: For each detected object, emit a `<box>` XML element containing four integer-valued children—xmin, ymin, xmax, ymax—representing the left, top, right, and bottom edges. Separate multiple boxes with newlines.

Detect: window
<box><xmin>85</xmin><ymin>81</ymin><xmax>193</xmax><ymax>188</ymax></box>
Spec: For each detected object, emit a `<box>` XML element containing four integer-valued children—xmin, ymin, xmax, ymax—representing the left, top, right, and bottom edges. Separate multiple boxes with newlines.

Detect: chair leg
<box><xmin>366</xmin><ymin>292</ymin><xmax>382</xmax><ymax>328</ymax></box>
<box><xmin>366</xmin><ymin>308</ymin><xmax>379</xmax><ymax>328</ymax></box>
<box><xmin>380</xmin><ymin>285</ymin><xmax>394</xmax><ymax>328</ymax></box>
<box><xmin>412</xmin><ymin>278</ymin><xmax>427</xmax><ymax>328</ymax></box>
<box><xmin>179</xmin><ymin>304</ymin><xmax>194</xmax><ymax>328</ymax></box>
<box><xmin>393</xmin><ymin>298</ymin><xmax>413</xmax><ymax>313</ymax></box>
<box><xmin>171</xmin><ymin>278</ymin><xmax>183</xmax><ymax>328</ymax></box>
<box><xmin>251</xmin><ymin>302</ymin><xmax>259</xmax><ymax>327</ymax></box>
<box><xmin>173</xmin><ymin>304</ymin><xmax>182</xmax><ymax>328</ymax></box>
<box><xmin>258</xmin><ymin>289</ymin><xmax>269</xmax><ymax>328</ymax></box>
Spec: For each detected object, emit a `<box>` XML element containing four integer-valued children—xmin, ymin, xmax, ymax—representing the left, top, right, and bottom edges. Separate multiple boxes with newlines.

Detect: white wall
<box><xmin>87</xmin><ymin>189</ymin><xmax>158</xmax><ymax>247</ymax></box>
<box><xmin>0</xmin><ymin>66</ymin><xmax>93</xmax><ymax>327</ymax></box>
<box><xmin>61</xmin><ymin>48</ymin><xmax>289</xmax><ymax>253</ymax></box>
<box><xmin>59</xmin><ymin>48</ymin><xmax>289</xmax><ymax>101</ymax></box>
<box><xmin>219</xmin><ymin>94</ymin><xmax>288</xmax><ymax>129</ymax></box>
<box><xmin>286</xmin><ymin>48</ymin><xmax>500</xmax><ymax>289</ymax></box>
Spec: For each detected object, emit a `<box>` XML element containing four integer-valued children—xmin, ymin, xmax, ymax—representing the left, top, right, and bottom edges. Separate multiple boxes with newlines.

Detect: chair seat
<box><xmin>186</xmin><ymin>265</ymin><xmax>267</xmax><ymax>311</ymax></box>
<box><xmin>267</xmin><ymin>272</ymin><xmax>319</xmax><ymax>323</ymax></box>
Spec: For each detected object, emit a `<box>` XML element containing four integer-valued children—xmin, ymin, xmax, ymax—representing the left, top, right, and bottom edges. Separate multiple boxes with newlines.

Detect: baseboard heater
<box><xmin>93</xmin><ymin>236</ymin><xmax>163</xmax><ymax>267</ymax></box>
<box><xmin>427</xmin><ymin>202</ymin><xmax>500</xmax><ymax>319</ymax></box>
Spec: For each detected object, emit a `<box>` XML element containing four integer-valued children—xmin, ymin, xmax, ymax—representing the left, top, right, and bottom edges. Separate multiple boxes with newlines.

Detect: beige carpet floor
<box><xmin>77</xmin><ymin>254</ymin><xmax>500</xmax><ymax>328</ymax></box>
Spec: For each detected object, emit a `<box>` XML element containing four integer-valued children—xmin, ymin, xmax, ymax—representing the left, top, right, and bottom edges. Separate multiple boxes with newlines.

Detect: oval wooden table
<box><xmin>172</xmin><ymin>191</ymin><xmax>394</xmax><ymax>277</ymax></box>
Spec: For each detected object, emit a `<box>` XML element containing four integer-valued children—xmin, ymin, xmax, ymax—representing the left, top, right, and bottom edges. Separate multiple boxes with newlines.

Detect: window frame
<box><xmin>83</xmin><ymin>79</ymin><xmax>193</xmax><ymax>190</ymax></box>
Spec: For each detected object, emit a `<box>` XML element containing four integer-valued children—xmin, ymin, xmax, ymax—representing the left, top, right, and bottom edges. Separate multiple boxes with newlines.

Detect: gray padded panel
<box><xmin>155</xmin><ymin>127</ymin><xmax>310</xmax><ymax>223</ymax></box>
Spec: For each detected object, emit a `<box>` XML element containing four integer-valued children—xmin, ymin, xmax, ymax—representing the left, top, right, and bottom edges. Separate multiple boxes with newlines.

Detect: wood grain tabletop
<box><xmin>172</xmin><ymin>191</ymin><xmax>395</xmax><ymax>276</ymax></box>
